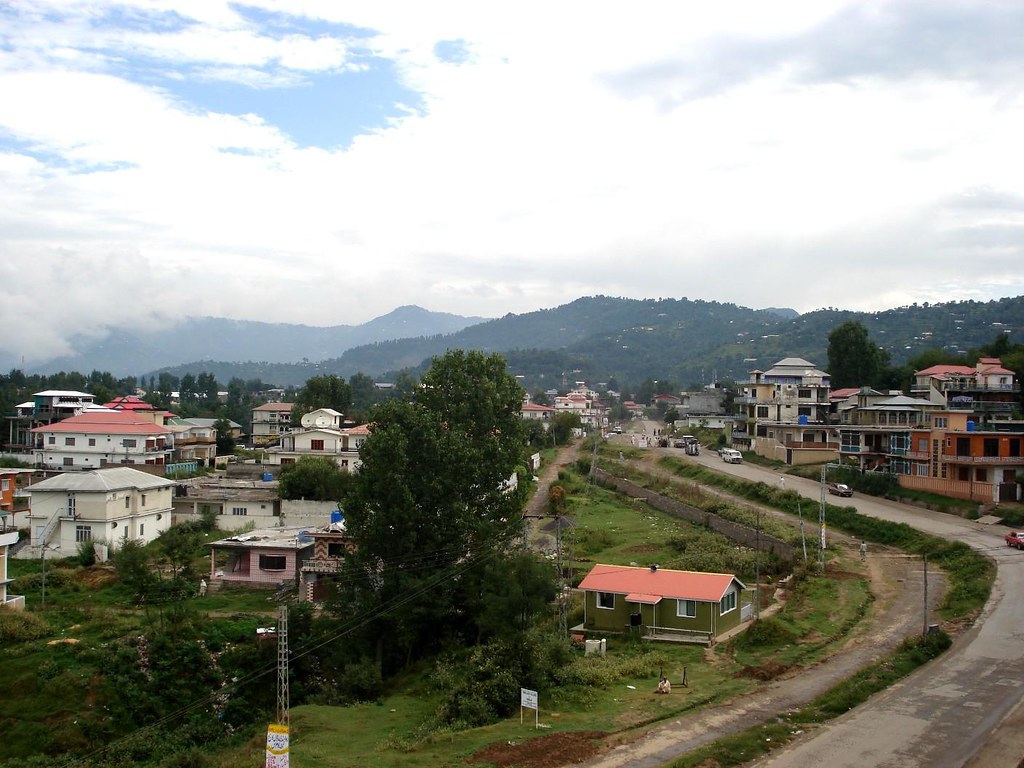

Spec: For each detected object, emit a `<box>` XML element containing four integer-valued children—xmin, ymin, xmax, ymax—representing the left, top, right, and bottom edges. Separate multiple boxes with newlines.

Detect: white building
<box><xmin>1</xmin><ymin>525</ymin><xmax>24</xmax><ymax>609</ymax></box>
<box><xmin>27</xmin><ymin>466</ymin><xmax>174</xmax><ymax>555</ymax></box>
<box><xmin>31</xmin><ymin>410</ymin><xmax>174</xmax><ymax>470</ymax></box>
<box><xmin>265</xmin><ymin>409</ymin><xmax>367</xmax><ymax>471</ymax></box>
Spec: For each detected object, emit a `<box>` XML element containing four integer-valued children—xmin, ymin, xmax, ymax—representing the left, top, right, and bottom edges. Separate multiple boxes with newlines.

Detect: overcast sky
<box><xmin>2</xmin><ymin>1</ymin><xmax>1022</xmax><ymax>365</ymax></box>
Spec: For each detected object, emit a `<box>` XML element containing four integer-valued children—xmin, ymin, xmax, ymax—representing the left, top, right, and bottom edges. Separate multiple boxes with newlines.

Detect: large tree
<box><xmin>827</xmin><ymin>321</ymin><xmax>891</xmax><ymax>389</ymax></box>
<box><xmin>291</xmin><ymin>374</ymin><xmax>353</xmax><ymax>424</ymax></box>
<box><xmin>335</xmin><ymin>350</ymin><xmax>528</xmax><ymax>672</ymax></box>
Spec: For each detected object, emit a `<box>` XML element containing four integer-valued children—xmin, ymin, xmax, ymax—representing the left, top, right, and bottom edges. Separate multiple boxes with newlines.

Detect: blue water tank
<box><xmin>262</xmin><ymin>472</ymin><xmax>273</xmax><ymax>481</ymax></box>
<box><xmin>798</xmin><ymin>414</ymin><xmax>808</xmax><ymax>425</ymax></box>
<box><xmin>967</xmin><ymin>420</ymin><xmax>975</xmax><ymax>432</ymax></box>
<box><xmin>330</xmin><ymin>510</ymin><xmax>344</xmax><ymax>524</ymax></box>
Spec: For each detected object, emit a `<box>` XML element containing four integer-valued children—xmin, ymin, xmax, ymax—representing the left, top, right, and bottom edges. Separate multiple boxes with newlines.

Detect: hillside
<box><xmin>27</xmin><ymin>306</ymin><xmax>487</xmax><ymax>378</ymax></box>
<box><xmin>147</xmin><ymin>295</ymin><xmax>1023</xmax><ymax>389</ymax></box>
<box><xmin>244</xmin><ymin>296</ymin><xmax>1023</xmax><ymax>390</ymax></box>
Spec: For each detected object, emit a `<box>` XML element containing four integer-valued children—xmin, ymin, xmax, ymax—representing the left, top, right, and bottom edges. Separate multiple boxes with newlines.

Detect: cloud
<box><xmin>0</xmin><ymin>1</ymin><xmax>1023</xmax><ymax>366</ymax></box>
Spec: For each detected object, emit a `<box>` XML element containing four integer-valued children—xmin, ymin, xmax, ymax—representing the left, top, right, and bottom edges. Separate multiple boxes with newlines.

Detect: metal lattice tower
<box><xmin>276</xmin><ymin>603</ymin><xmax>289</xmax><ymax>727</ymax></box>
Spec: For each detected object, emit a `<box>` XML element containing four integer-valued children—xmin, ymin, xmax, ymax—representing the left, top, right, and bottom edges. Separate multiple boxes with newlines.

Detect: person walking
<box><xmin>199</xmin><ymin>578</ymin><xmax>208</xmax><ymax>597</ymax></box>
<box><xmin>860</xmin><ymin>541</ymin><xmax>867</xmax><ymax>561</ymax></box>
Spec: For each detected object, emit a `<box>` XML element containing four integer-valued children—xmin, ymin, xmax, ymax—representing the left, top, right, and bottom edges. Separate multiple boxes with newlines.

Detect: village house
<box><xmin>298</xmin><ymin>512</ymin><xmax>355</xmax><ymax>602</ymax></box>
<box><xmin>26</xmin><ymin>466</ymin><xmax>174</xmax><ymax>556</ymax></box>
<box><xmin>209</xmin><ymin>527</ymin><xmax>314</xmax><ymax>589</ymax></box>
<box><xmin>576</xmin><ymin>564</ymin><xmax>748</xmax><ymax>645</ymax></box>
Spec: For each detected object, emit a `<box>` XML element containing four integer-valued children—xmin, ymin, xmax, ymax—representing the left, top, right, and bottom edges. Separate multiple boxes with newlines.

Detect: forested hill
<box><xmin>150</xmin><ymin>295</ymin><xmax>1023</xmax><ymax>389</ymax></box>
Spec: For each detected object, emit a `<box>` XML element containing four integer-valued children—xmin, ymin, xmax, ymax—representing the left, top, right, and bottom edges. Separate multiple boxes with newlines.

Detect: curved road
<box><xmin>673</xmin><ymin>441</ymin><xmax>1024</xmax><ymax>768</ymax></box>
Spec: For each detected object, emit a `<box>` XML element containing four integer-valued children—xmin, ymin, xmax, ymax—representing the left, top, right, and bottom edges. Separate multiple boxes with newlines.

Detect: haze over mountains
<box><xmin>18</xmin><ymin>295</ymin><xmax>1024</xmax><ymax>390</ymax></box>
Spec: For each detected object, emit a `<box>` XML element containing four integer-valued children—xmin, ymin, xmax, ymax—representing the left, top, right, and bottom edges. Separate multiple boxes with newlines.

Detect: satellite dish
<box><xmin>300</xmin><ymin>413</ymin><xmax>315</xmax><ymax>428</ymax></box>
<box><xmin>315</xmin><ymin>415</ymin><xmax>331</xmax><ymax>428</ymax></box>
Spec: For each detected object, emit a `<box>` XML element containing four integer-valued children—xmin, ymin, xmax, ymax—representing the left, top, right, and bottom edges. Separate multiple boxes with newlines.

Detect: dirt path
<box><xmin>497</xmin><ymin>447</ymin><xmax>944</xmax><ymax>768</ymax></box>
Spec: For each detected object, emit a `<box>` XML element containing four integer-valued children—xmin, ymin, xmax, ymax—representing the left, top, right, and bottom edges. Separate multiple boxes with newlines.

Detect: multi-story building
<box><xmin>837</xmin><ymin>393</ymin><xmax>945</xmax><ymax>471</ymax></box>
<box><xmin>553</xmin><ymin>393</ymin><xmax>609</xmax><ymax>430</ymax></box>
<box><xmin>912</xmin><ymin>358</ymin><xmax>1019</xmax><ymax>425</ymax></box>
<box><xmin>738</xmin><ymin>358</ymin><xmax>834</xmax><ymax>464</ymax></box>
<box><xmin>264</xmin><ymin>409</ymin><xmax>367</xmax><ymax>470</ymax></box>
<box><xmin>251</xmin><ymin>402</ymin><xmax>294</xmax><ymax>445</ymax></box>
<box><xmin>1</xmin><ymin>523</ymin><xmax>23</xmax><ymax>610</ymax></box>
<box><xmin>27</xmin><ymin>466</ymin><xmax>175</xmax><ymax>554</ymax></box>
<box><xmin>30</xmin><ymin>410</ymin><xmax>175</xmax><ymax>470</ymax></box>
<box><xmin>894</xmin><ymin>411</ymin><xmax>1023</xmax><ymax>503</ymax></box>
<box><xmin>5</xmin><ymin>390</ymin><xmax>97</xmax><ymax>450</ymax></box>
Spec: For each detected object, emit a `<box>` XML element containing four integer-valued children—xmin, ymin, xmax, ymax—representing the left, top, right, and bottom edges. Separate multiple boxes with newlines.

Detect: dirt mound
<box><xmin>467</xmin><ymin>730</ymin><xmax>608</xmax><ymax>767</ymax></box>
<box><xmin>735</xmin><ymin>661</ymin><xmax>790</xmax><ymax>681</ymax></box>
<box><xmin>77</xmin><ymin>566</ymin><xmax>118</xmax><ymax>588</ymax></box>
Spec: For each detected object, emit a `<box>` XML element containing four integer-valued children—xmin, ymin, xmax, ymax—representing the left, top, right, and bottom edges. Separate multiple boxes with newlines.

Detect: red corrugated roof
<box><xmin>577</xmin><ymin>564</ymin><xmax>743</xmax><ymax>602</ymax></box>
<box><xmin>30</xmin><ymin>410</ymin><xmax>172</xmax><ymax>435</ymax></box>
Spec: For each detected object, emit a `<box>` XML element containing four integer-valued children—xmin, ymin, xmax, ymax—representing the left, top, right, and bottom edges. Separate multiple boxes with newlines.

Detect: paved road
<box><xmin>669</xmin><ymin>441</ymin><xmax>1024</xmax><ymax>768</ymax></box>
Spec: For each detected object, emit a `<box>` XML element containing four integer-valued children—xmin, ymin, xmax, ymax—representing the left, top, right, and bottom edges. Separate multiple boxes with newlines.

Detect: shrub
<box><xmin>0</xmin><ymin>610</ymin><xmax>51</xmax><ymax>642</ymax></box>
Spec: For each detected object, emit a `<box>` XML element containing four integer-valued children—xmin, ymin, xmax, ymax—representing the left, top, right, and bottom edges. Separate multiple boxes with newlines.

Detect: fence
<box><xmin>591</xmin><ymin>468</ymin><xmax>795</xmax><ymax>559</ymax></box>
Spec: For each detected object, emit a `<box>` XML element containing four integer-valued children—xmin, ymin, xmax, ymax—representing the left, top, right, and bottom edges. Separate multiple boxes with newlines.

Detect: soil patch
<box><xmin>735</xmin><ymin>661</ymin><xmax>790</xmax><ymax>681</ymax></box>
<box><xmin>467</xmin><ymin>731</ymin><xmax>608</xmax><ymax>768</ymax></box>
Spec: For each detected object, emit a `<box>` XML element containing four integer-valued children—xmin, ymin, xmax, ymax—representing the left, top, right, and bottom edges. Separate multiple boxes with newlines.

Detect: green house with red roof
<box><xmin>576</xmin><ymin>564</ymin><xmax>748</xmax><ymax>644</ymax></box>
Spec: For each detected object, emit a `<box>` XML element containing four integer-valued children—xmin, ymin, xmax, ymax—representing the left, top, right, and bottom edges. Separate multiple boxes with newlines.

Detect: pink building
<box><xmin>209</xmin><ymin>527</ymin><xmax>314</xmax><ymax>589</ymax></box>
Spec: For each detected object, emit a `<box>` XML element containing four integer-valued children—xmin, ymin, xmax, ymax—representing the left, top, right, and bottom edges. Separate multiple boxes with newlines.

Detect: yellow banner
<box><xmin>266</xmin><ymin>724</ymin><xmax>289</xmax><ymax>768</ymax></box>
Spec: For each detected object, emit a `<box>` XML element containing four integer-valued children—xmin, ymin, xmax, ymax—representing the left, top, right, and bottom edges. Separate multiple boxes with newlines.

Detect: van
<box><xmin>720</xmin><ymin>448</ymin><xmax>743</xmax><ymax>464</ymax></box>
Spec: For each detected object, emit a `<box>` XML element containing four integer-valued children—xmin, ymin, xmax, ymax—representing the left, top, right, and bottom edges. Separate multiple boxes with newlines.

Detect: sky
<box><xmin>1</xmin><ymin>0</ymin><xmax>1023</xmax><ymax>366</ymax></box>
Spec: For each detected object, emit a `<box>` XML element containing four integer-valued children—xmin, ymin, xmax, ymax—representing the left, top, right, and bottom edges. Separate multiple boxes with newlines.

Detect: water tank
<box><xmin>262</xmin><ymin>472</ymin><xmax>273</xmax><ymax>482</ymax></box>
<box><xmin>330</xmin><ymin>510</ymin><xmax>344</xmax><ymax>524</ymax></box>
<box><xmin>798</xmin><ymin>414</ymin><xmax>808</xmax><ymax>425</ymax></box>
<box><xmin>967</xmin><ymin>420</ymin><xmax>975</xmax><ymax>432</ymax></box>
<box><xmin>630</xmin><ymin>612</ymin><xmax>642</xmax><ymax>627</ymax></box>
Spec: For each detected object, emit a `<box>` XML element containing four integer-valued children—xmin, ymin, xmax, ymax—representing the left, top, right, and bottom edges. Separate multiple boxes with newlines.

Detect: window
<box><xmin>935</xmin><ymin>417</ymin><xmax>948</xmax><ymax>428</ymax></box>
<box><xmin>65</xmin><ymin>437</ymin><xmax>76</xmax><ymax>446</ymax></box>
<box><xmin>259</xmin><ymin>554</ymin><xmax>287</xmax><ymax>571</ymax></box>
<box><xmin>140</xmin><ymin>494</ymin><xmax>147</xmax><ymax>506</ymax></box>
<box><xmin>48</xmin><ymin>436</ymin><xmax>56</xmax><ymax>444</ymax></box>
<box><xmin>676</xmin><ymin>599</ymin><xmax>697</xmax><ymax>618</ymax></box>
<box><xmin>122</xmin><ymin>438</ymin><xmax>137</xmax><ymax>448</ymax></box>
<box><xmin>797</xmin><ymin>406</ymin><xmax>811</xmax><ymax>417</ymax></box>
<box><xmin>757</xmin><ymin>406</ymin><xmax>769</xmax><ymax>418</ymax></box>
<box><xmin>63</xmin><ymin>457</ymin><xmax>74</xmax><ymax>466</ymax></box>
<box><xmin>597</xmin><ymin>592</ymin><xmax>615</xmax><ymax>609</ymax></box>
<box><xmin>1</xmin><ymin>479</ymin><xmax>8</xmax><ymax>492</ymax></box>
<box><xmin>139</xmin><ymin>524</ymin><xmax>144</xmax><ymax>536</ymax></box>
<box><xmin>75</xmin><ymin>525</ymin><xmax>92</xmax><ymax>543</ymax></box>
<box><xmin>232</xmin><ymin>507</ymin><xmax>247</xmax><ymax>516</ymax></box>
<box><xmin>918</xmin><ymin>438</ymin><xmax>928</xmax><ymax>452</ymax></box>
<box><xmin>798</xmin><ymin>388</ymin><xmax>811</xmax><ymax>399</ymax></box>
<box><xmin>125</xmin><ymin>496</ymin><xmax>130</xmax><ymax>509</ymax></box>
<box><xmin>310</xmin><ymin>439</ymin><xmax>325</xmax><ymax>451</ymax></box>
<box><xmin>88</xmin><ymin>438</ymin><xmax>96</xmax><ymax>446</ymax></box>
<box><xmin>720</xmin><ymin>591</ymin><xmax>737</xmax><ymax>614</ymax></box>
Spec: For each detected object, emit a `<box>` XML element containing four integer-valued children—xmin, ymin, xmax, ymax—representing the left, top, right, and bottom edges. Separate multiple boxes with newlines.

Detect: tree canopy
<box><xmin>290</xmin><ymin>374</ymin><xmax>352</xmax><ymax>424</ymax></box>
<box><xmin>333</xmin><ymin>350</ymin><xmax>531</xmax><ymax>674</ymax></box>
<box><xmin>827</xmin><ymin>321</ymin><xmax>891</xmax><ymax>389</ymax></box>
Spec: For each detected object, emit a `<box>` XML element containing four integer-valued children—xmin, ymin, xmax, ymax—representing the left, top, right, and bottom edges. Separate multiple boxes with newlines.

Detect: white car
<box><xmin>720</xmin><ymin>448</ymin><xmax>743</xmax><ymax>464</ymax></box>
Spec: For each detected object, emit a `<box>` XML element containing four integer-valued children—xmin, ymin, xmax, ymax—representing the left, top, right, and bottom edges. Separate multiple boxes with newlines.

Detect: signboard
<box><xmin>520</xmin><ymin>688</ymin><xmax>539</xmax><ymax>728</ymax></box>
<box><xmin>266</xmin><ymin>723</ymin><xmax>289</xmax><ymax>768</ymax></box>
<box><xmin>520</xmin><ymin>688</ymin><xmax>538</xmax><ymax>710</ymax></box>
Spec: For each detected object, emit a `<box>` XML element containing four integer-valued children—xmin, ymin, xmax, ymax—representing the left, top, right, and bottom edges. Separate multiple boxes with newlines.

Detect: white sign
<box><xmin>520</xmin><ymin>688</ymin><xmax>538</xmax><ymax>710</ymax></box>
<box><xmin>266</xmin><ymin>724</ymin><xmax>289</xmax><ymax>768</ymax></box>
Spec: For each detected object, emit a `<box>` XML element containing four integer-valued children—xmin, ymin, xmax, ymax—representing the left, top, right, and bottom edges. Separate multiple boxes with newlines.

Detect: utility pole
<box><xmin>276</xmin><ymin>603</ymin><xmax>289</xmax><ymax>728</ymax></box>
<box><xmin>798</xmin><ymin>501</ymin><xmax>807</xmax><ymax>562</ymax></box>
<box><xmin>754</xmin><ymin>506</ymin><xmax>761</xmax><ymax>620</ymax></box>
<box><xmin>818</xmin><ymin>465</ymin><xmax>827</xmax><ymax>570</ymax></box>
<box><xmin>923</xmin><ymin>553</ymin><xmax>929</xmax><ymax>635</ymax></box>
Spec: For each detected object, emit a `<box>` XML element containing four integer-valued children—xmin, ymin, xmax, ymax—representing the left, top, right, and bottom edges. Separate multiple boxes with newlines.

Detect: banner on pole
<box><xmin>266</xmin><ymin>723</ymin><xmax>289</xmax><ymax>768</ymax></box>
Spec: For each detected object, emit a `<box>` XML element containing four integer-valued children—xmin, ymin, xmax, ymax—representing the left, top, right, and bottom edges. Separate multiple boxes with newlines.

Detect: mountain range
<box><xmin>21</xmin><ymin>295</ymin><xmax>1024</xmax><ymax>390</ymax></box>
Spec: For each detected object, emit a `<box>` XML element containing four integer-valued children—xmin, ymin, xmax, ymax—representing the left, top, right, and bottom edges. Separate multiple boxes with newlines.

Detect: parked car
<box><xmin>1005</xmin><ymin>531</ymin><xmax>1024</xmax><ymax>549</ymax></box>
<box><xmin>673</xmin><ymin>439</ymin><xmax>685</xmax><ymax>448</ymax></box>
<box><xmin>826</xmin><ymin>482</ymin><xmax>853</xmax><ymax>497</ymax></box>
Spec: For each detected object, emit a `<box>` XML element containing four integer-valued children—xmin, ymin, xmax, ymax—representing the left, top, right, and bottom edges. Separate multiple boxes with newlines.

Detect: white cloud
<box><xmin>1</xmin><ymin>0</ymin><xmax>1023</xmax><ymax>365</ymax></box>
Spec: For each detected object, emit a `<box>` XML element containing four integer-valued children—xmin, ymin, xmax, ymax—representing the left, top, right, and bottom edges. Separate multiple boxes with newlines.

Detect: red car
<box><xmin>1005</xmin><ymin>531</ymin><xmax>1024</xmax><ymax>550</ymax></box>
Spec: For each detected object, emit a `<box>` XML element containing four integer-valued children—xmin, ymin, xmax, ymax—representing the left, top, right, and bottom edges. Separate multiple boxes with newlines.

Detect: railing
<box><xmin>301</xmin><ymin>558</ymin><xmax>342</xmax><ymax>574</ymax></box>
<box><xmin>36</xmin><ymin>508</ymin><xmax>67</xmax><ymax>548</ymax></box>
<box><xmin>783</xmin><ymin>441</ymin><xmax>839</xmax><ymax>450</ymax></box>
<box><xmin>644</xmin><ymin>625</ymin><xmax>714</xmax><ymax>644</ymax></box>
<box><xmin>945</xmin><ymin>455</ymin><xmax>1024</xmax><ymax>465</ymax></box>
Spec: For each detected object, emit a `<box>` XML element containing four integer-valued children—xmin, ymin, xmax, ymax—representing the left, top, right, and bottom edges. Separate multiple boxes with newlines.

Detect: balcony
<box><xmin>783</xmin><ymin>441</ymin><xmax>839</xmax><ymax>451</ymax></box>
